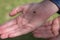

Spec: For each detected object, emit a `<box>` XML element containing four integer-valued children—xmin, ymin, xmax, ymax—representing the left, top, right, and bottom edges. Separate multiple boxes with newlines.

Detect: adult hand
<box><xmin>33</xmin><ymin>17</ymin><xmax>60</xmax><ymax>38</ymax></box>
<box><xmin>0</xmin><ymin>0</ymin><xmax>58</xmax><ymax>39</ymax></box>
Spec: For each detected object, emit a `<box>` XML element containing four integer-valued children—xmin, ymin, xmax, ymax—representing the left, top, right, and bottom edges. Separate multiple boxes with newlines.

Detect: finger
<box><xmin>1</xmin><ymin>33</ymin><xmax>9</xmax><ymax>39</ymax></box>
<box><xmin>0</xmin><ymin>19</ymin><xmax>16</xmax><ymax>34</ymax></box>
<box><xmin>8</xmin><ymin>28</ymin><xmax>21</xmax><ymax>38</ymax></box>
<box><xmin>52</xmin><ymin>18</ymin><xmax>60</xmax><ymax>36</ymax></box>
<box><xmin>9</xmin><ymin>6</ymin><xmax>24</xmax><ymax>16</ymax></box>
<box><xmin>0</xmin><ymin>27</ymin><xmax>20</xmax><ymax>39</ymax></box>
<box><xmin>1</xmin><ymin>25</ymin><xmax>19</xmax><ymax>34</ymax></box>
<box><xmin>0</xmin><ymin>25</ymin><xmax>19</xmax><ymax>39</ymax></box>
<box><xmin>9</xmin><ymin>5</ymin><xmax>30</xmax><ymax>16</ymax></box>
<box><xmin>8</xmin><ymin>24</ymin><xmax>34</xmax><ymax>38</ymax></box>
<box><xmin>0</xmin><ymin>19</ymin><xmax>16</xmax><ymax>29</ymax></box>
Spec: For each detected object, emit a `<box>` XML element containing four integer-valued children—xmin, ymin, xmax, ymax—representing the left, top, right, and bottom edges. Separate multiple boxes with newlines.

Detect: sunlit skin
<box><xmin>0</xmin><ymin>0</ymin><xmax>59</xmax><ymax>40</ymax></box>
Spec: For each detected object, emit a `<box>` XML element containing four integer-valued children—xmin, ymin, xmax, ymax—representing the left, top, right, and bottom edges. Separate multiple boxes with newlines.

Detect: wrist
<box><xmin>38</xmin><ymin>0</ymin><xmax>59</xmax><ymax>19</ymax></box>
<box><xmin>33</xmin><ymin>0</ymin><xmax>59</xmax><ymax>27</ymax></box>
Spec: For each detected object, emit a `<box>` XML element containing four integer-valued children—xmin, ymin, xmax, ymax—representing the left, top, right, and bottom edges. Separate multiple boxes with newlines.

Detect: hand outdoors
<box><xmin>0</xmin><ymin>3</ymin><xmax>46</xmax><ymax>39</ymax></box>
<box><xmin>33</xmin><ymin>17</ymin><xmax>60</xmax><ymax>38</ymax></box>
<box><xmin>0</xmin><ymin>0</ymin><xmax>59</xmax><ymax>39</ymax></box>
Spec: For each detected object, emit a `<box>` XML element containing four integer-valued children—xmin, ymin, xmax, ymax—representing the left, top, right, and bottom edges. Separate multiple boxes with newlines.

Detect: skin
<box><xmin>33</xmin><ymin>16</ymin><xmax>60</xmax><ymax>40</ymax></box>
<box><xmin>0</xmin><ymin>0</ymin><xmax>59</xmax><ymax>39</ymax></box>
<box><xmin>47</xmin><ymin>17</ymin><xmax>60</xmax><ymax>40</ymax></box>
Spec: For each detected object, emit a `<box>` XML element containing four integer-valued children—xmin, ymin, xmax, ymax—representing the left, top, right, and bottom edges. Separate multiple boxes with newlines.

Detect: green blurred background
<box><xmin>0</xmin><ymin>0</ymin><xmax>59</xmax><ymax>40</ymax></box>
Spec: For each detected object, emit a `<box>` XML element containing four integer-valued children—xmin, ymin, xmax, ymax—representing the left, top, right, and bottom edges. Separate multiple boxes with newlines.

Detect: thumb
<box><xmin>9</xmin><ymin>6</ymin><xmax>24</xmax><ymax>16</ymax></box>
<box><xmin>9</xmin><ymin>4</ymin><xmax>31</xmax><ymax>16</ymax></box>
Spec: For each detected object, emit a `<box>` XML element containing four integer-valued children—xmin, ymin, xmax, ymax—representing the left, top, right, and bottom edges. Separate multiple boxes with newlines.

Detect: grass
<box><xmin>0</xmin><ymin>0</ymin><xmax>59</xmax><ymax>40</ymax></box>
